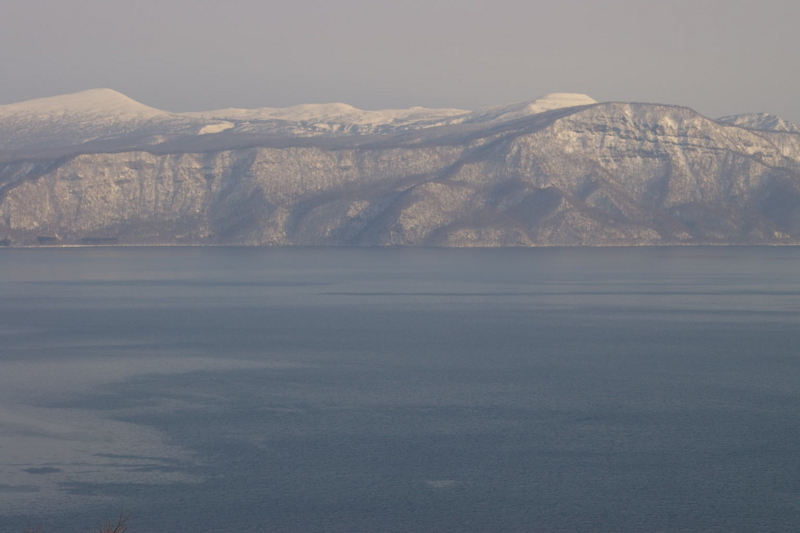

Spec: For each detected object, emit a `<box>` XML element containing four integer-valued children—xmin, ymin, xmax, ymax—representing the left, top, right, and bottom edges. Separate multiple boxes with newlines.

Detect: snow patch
<box><xmin>198</xmin><ymin>122</ymin><xmax>234</xmax><ymax>135</ymax></box>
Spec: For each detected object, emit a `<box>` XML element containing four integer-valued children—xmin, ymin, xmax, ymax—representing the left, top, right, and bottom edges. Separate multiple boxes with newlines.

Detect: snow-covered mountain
<box><xmin>1</xmin><ymin>89</ymin><xmax>800</xmax><ymax>247</ymax></box>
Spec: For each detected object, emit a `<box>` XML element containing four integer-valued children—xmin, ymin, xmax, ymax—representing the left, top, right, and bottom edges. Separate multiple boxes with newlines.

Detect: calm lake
<box><xmin>1</xmin><ymin>246</ymin><xmax>799</xmax><ymax>532</ymax></box>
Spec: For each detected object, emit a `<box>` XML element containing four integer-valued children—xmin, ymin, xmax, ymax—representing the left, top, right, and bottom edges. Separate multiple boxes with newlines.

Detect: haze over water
<box><xmin>1</xmin><ymin>246</ymin><xmax>799</xmax><ymax>532</ymax></box>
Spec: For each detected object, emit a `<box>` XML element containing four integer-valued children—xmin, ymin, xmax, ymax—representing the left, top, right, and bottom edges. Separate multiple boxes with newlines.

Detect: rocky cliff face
<box><xmin>1</xmin><ymin>92</ymin><xmax>800</xmax><ymax>247</ymax></box>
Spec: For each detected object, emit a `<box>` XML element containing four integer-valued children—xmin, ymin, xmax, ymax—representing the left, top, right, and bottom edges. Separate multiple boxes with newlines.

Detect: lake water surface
<box><xmin>1</xmin><ymin>246</ymin><xmax>799</xmax><ymax>532</ymax></box>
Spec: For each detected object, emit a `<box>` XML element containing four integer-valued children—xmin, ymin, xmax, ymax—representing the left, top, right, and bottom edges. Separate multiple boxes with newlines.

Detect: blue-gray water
<box><xmin>1</xmin><ymin>247</ymin><xmax>799</xmax><ymax>532</ymax></box>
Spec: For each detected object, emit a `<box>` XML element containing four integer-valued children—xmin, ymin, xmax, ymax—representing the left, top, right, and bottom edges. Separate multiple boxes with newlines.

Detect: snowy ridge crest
<box><xmin>717</xmin><ymin>113</ymin><xmax>800</xmax><ymax>134</ymax></box>
<box><xmin>0</xmin><ymin>89</ymin><xmax>600</xmax><ymax>152</ymax></box>
<box><xmin>186</xmin><ymin>102</ymin><xmax>468</xmax><ymax>126</ymax></box>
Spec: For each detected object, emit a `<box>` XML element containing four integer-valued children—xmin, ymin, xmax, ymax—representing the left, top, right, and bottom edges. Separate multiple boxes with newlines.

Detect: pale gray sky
<box><xmin>1</xmin><ymin>0</ymin><xmax>797</xmax><ymax>122</ymax></box>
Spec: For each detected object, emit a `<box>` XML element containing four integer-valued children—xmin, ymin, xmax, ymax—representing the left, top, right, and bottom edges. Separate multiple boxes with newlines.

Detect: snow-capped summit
<box><xmin>529</xmin><ymin>92</ymin><xmax>599</xmax><ymax>110</ymax></box>
<box><xmin>452</xmin><ymin>93</ymin><xmax>598</xmax><ymax>125</ymax></box>
<box><xmin>0</xmin><ymin>88</ymin><xmax>167</xmax><ymax>122</ymax></box>
<box><xmin>0</xmin><ymin>89</ymin><xmax>232</xmax><ymax>152</ymax></box>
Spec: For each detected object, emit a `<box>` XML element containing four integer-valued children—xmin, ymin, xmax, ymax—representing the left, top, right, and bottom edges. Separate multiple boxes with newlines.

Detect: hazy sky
<box><xmin>1</xmin><ymin>0</ymin><xmax>797</xmax><ymax>122</ymax></box>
